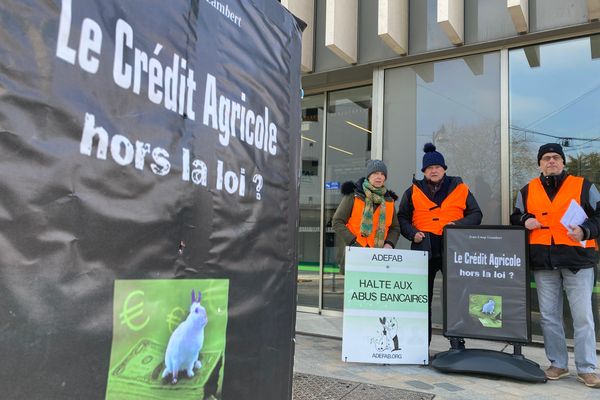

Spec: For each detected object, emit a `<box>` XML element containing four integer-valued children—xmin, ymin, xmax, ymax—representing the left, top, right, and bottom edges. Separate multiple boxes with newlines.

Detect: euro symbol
<box><xmin>120</xmin><ymin>290</ymin><xmax>150</xmax><ymax>331</ymax></box>
<box><xmin>166</xmin><ymin>307</ymin><xmax>186</xmax><ymax>333</ymax></box>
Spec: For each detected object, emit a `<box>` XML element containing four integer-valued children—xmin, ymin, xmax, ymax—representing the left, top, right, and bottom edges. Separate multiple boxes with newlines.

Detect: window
<box><xmin>383</xmin><ymin>52</ymin><xmax>501</xmax><ymax>330</ymax></box>
<box><xmin>509</xmin><ymin>36</ymin><xmax>600</xmax><ymax>341</ymax></box>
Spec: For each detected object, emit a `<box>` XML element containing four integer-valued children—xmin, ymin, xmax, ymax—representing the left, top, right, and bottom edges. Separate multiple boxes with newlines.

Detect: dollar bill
<box><xmin>106</xmin><ymin>338</ymin><xmax>222</xmax><ymax>400</ymax></box>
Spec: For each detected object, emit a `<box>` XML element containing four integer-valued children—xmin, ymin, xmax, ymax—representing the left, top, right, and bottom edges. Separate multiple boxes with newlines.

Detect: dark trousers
<box><xmin>428</xmin><ymin>256</ymin><xmax>443</xmax><ymax>345</ymax></box>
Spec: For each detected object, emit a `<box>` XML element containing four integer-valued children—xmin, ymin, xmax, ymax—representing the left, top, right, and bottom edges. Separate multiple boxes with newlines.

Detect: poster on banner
<box><xmin>342</xmin><ymin>247</ymin><xmax>429</xmax><ymax>364</ymax></box>
<box><xmin>444</xmin><ymin>226</ymin><xmax>529</xmax><ymax>342</ymax></box>
<box><xmin>0</xmin><ymin>1</ymin><xmax>302</xmax><ymax>399</ymax></box>
<box><xmin>106</xmin><ymin>279</ymin><xmax>229</xmax><ymax>399</ymax></box>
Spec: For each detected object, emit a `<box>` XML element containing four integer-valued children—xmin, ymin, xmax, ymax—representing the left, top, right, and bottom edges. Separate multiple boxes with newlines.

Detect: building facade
<box><xmin>283</xmin><ymin>0</ymin><xmax>600</xmax><ymax>343</ymax></box>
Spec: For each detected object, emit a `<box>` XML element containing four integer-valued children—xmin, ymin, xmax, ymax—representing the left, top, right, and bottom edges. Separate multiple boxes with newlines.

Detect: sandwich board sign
<box><xmin>342</xmin><ymin>247</ymin><xmax>429</xmax><ymax>364</ymax></box>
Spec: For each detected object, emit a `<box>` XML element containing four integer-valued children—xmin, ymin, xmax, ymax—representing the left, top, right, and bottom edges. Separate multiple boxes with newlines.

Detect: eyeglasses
<box><xmin>540</xmin><ymin>155</ymin><xmax>562</xmax><ymax>162</ymax></box>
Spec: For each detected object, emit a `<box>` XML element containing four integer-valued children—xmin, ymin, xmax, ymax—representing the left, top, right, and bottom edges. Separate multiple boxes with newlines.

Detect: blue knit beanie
<box><xmin>421</xmin><ymin>143</ymin><xmax>447</xmax><ymax>172</ymax></box>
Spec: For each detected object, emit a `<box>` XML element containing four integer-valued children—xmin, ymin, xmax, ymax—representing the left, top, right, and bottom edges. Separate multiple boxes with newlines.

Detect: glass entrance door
<box><xmin>297</xmin><ymin>87</ymin><xmax>373</xmax><ymax>311</ymax></box>
<box><xmin>323</xmin><ymin>86</ymin><xmax>373</xmax><ymax>310</ymax></box>
<box><xmin>297</xmin><ymin>94</ymin><xmax>324</xmax><ymax>308</ymax></box>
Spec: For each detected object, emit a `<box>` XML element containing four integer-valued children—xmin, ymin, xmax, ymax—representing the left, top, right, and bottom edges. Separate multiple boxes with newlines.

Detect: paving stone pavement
<box><xmin>292</xmin><ymin>372</ymin><xmax>435</xmax><ymax>400</ymax></box>
<box><xmin>294</xmin><ymin>312</ymin><xmax>600</xmax><ymax>399</ymax></box>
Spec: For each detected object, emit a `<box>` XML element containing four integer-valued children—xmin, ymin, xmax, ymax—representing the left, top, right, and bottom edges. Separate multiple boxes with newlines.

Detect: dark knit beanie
<box><xmin>366</xmin><ymin>159</ymin><xmax>388</xmax><ymax>179</ymax></box>
<box><xmin>537</xmin><ymin>143</ymin><xmax>565</xmax><ymax>165</ymax></box>
<box><xmin>421</xmin><ymin>143</ymin><xmax>447</xmax><ymax>172</ymax></box>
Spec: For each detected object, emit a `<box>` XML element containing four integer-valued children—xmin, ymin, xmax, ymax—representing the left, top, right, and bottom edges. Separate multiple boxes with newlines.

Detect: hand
<box><xmin>524</xmin><ymin>218</ymin><xmax>542</xmax><ymax>230</ymax></box>
<box><xmin>383</xmin><ymin>243</ymin><xmax>393</xmax><ymax>249</ymax></box>
<box><xmin>567</xmin><ymin>225</ymin><xmax>584</xmax><ymax>242</ymax></box>
<box><xmin>413</xmin><ymin>232</ymin><xmax>425</xmax><ymax>243</ymax></box>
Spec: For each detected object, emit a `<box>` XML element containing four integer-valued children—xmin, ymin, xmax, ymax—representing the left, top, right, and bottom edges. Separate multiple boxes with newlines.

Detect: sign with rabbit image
<box><xmin>444</xmin><ymin>226</ymin><xmax>529</xmax><ymax>342</ymax></box>
<box><xmin>106</xmin><ymin>280</ymin><xmax>228</xmax><ymax>399</ymax></box>
<box><xmin>0</xmin><ymin>1</ymin><xmax>302</xmax><ymax>399</ymax></box>
<box><xmin>342</xmin><ymin>247</ymin><xmax>429</xmax><ymax>364</ymax></box>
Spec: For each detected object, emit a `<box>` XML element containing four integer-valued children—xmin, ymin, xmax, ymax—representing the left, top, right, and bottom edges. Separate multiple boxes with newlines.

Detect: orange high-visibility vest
<box><xmin>411</xmin><ymin>183</ymin><xmax>469</xmax><ymax>235</ymax></box>
<box><xmin>346</xmin><ymin>197</ymin><xmax>395</xmax><ymax>247</ymax></box>
<box><xmin>526</xmin><ymin>175</ymin><xmax>597</xmax><ymax>248</ymax></box>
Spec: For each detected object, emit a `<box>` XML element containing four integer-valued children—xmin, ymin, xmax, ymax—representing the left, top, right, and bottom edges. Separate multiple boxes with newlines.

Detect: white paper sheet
<box><xmin>560</xmin><ymin>199</ymin><xmax>587</xmax><ymax>247</ymax></box>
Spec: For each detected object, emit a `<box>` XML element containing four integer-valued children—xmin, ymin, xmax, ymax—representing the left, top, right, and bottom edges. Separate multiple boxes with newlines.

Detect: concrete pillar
<box><xmin>378</xmin><ymin>0</ymin><xmax>408</xmax><ymax>55</ymax></box>
<box><xmin>437</xmin><ymin>0</ymin><xmax>464</xmax><ymax>45</ymax></box>
<box><xmin>507</xmin><ymin>0</ymin><xmax>529</xmax><ymax>34</ymax></box>
<box><xmin>281</xmin><ymin>0</ymin><xmax>315</xmax><ymax>72</ymax></box>
<box><xmin>325</xmin><ymin>0</ymin><xmax>358</xmax><ymax>64</ymax></box>
<box><xmin>588</xmin><ymin>0</ymin><xmax>600</xmax><ymax>21</ymax></box>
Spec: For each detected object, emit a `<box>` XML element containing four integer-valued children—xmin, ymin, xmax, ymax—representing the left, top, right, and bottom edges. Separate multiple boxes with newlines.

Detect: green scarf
<box><xmin>360</xmin><ymin>180</ymin><xmax>387</xmax><ymax>248</ymax></box>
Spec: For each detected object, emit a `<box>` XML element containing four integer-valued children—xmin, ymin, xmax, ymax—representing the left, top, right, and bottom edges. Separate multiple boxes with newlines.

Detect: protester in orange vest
<box><xmin>510</xmin><ymin>143</ymin><xmax>600</xmax><ymax>388</ymax></box>
<box><xmin>398</xmin><ymin>143</ymin><xmax>482</xmax><ymax>348</ymax></box>
<box><xmin>332</xmin><ymin>160</ymin><xmax>400</xmax><ymax>261</ymax></box>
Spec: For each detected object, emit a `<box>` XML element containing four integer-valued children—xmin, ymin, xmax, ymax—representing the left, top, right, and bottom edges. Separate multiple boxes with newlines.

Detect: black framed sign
<box><xmin>443</xmin><ymin>226</ymin><xmax>530</xmax><ymax>343</ymax></box>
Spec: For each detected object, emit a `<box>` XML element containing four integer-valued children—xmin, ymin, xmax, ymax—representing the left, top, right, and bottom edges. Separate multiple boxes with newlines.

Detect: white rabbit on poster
<box><xmin>162</xmin><ymin>289</ymin><xmax>208</xmax><ymax>384</ymax></box>
<box><xmin>481</xmin><ymin>299</ymin><xmax>495</xmax><ymax>315</ymax></box>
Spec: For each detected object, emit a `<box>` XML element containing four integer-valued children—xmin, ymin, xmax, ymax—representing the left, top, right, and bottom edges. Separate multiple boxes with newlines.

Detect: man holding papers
<box><xmin>511</xmin><ymin>143</ymin><xmax>600</xmax><ymax>388</ymax></box>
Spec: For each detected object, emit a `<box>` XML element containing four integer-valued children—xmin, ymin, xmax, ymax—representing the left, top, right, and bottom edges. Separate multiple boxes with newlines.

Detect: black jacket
<box><xmin>397</xmin><ymin>175</ymin><xmax>483</xmax><ymax>258</ymax></box>
<box><xmin>510</xmin><ymin>173</ymin><xmax>600</xmax><ymax>270</ymax></box>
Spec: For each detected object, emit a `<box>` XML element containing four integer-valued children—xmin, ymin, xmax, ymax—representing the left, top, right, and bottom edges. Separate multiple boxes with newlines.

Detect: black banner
<box><xmin>444</xmin><ymin>226</ymin><xmax>530</xmax><ymax>343</ymax></box>
<box><xmin>0</xmin><ymin>0</ymin><xmax>302</xmax><ymax>399</ymax></box>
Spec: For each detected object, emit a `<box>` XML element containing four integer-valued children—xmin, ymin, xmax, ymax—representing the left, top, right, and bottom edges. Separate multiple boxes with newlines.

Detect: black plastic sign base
<box><xmin>431</xmin><ymin>348</ymin><xmax>547</xmax><ymax>383</ymax></box>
